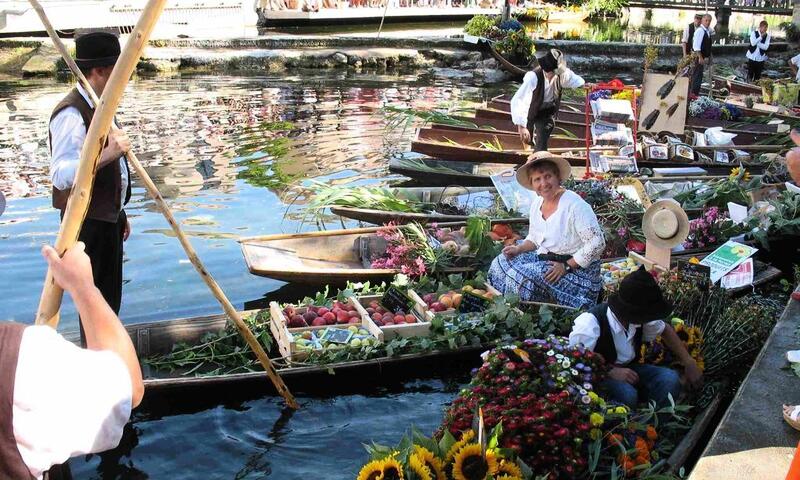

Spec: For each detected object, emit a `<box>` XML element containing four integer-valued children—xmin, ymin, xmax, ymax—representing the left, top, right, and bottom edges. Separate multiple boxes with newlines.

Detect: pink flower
<box><xmin>617</xmin><ymin>227</ymin><xmax>628</xmax><ymax>237</ymax></box>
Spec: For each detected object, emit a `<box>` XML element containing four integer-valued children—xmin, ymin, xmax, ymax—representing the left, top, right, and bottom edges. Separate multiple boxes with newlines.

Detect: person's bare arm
<box><xmin>661</xmin><ymin>323</ymin><xmax>702</xmax><ymax>389</ymax></box>
<box><xmin>41</xmin><ymin>243</ymin><xmax>144</xmax><ymax>407</ymax></box>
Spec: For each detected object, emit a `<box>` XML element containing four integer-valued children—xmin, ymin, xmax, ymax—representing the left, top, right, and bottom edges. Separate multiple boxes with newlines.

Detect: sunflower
<box><xmin>409</xmin><ymin>453</ymin><xmax>433</xmax><ymax>480</ymax></box>
<box><xmin>495</xmin><ymin>476</ymin><xmax>523</xmax><ymax>480</ymax></box>
<box><xmin>357</xmin><ymin>460</ymin><xmax>385</xmax><ymax>480</ymax></box>
<box><xmin>445</xmin><ymin>430</ymin><xmax>476</xmax><ymax>463</ymax></box>
<box><xmin>451</xmin><ymin>444</ymin><xmax>499</xmax><ymax>480</ymax></box>
<box><xmin>413</xmin><ymin>446</ymin><xmax>446</xmax><ymax>480</ymax></box>
<box><xmin>381</xmin><ymin>457</ymin><xmax>404</xmax><ymax>480</ymax></box>
<box><xmin>497</xmin><ymin>459</ymin><xmax>523</xmax><ymax>478</ymax></box>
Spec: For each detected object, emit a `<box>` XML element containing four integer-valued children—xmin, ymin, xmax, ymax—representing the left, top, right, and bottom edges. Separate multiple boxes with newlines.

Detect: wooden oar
<box><xmin>29</xmin><ymin>0</ymin><xmax>299</xmax><ymax>409</ymax></box>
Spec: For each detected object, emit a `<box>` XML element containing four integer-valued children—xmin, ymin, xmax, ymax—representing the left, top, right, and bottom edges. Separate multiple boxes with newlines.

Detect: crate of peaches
<box><xmin>269</xmin><ymin>300</ymin><xmax>384</xmax><ymax>362</ymax></box>
<box><xmin>348</xmin><ymin>286</ymin><xmax>434</xmax><ymax>340</ymax></box>
<box><xmin>420</xmin><ymin>283</ymin><xmax>500</xmax><ymax>315</ymax></box>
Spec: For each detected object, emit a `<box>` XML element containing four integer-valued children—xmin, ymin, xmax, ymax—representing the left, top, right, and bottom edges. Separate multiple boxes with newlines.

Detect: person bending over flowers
<box><xmin>568</xmin><ymin>266</ymin><xmax>703</xmax><ymax>408</ymax></box>
<box><xmin>488</xmin><ymin>152</ymin><xmax>605</xmax><ymax>309</ymax></box>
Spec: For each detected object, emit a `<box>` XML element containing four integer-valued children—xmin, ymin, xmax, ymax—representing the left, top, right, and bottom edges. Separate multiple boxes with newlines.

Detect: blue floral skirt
<box><xmin>487</xmin><ymin>251</ymin><xmax>602</xmax><ymax>309</ymax></box>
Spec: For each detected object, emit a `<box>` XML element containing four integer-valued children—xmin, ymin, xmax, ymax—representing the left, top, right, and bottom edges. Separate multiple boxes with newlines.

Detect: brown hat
<box><xmin>515</xmin><ymin>151</ymin><xmax>572</xmax><ymax>191</ymax></box>
<box><xmin>642</xmin><ymin>199</ymin><xmax>690</xmax><ymax>249</ymax></box>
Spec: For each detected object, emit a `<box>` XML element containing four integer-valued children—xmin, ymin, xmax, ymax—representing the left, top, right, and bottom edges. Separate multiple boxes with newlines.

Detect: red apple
<box><xmin>288</xmin><ymin>315</ymin><xmax>306</xmax><ymax>328</ymax></box>
<box><xmin>393</xmin><ymin>314</ymin><xmax>405</xmax><ymax>324</ymax></box>
<box><xmin>311</xmin><ymin>317</ymin><xmax>326</xmax><ymax>327</ymax></box>
<box><xmin>405</xmin><ymin>314</ymin><xmax>416</xmax><ymax>324</ymax></box>
<box><xmin>336</xmin><ymin>310</ymin><xmax>350</xmax><ymax>324</ymax></box>
<box><xmin>322</xmin><ymin>312</ymin><xmax>336</xmax><ymax>324</ymax></box>
<box><xmin>317</xmin><ymin>307</ymin><xmax>330</xmax><ymax>316</ymax></box>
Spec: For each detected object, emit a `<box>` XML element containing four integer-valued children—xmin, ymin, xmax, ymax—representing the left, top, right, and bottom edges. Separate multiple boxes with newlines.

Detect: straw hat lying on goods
<box><xmin>643</xmin><ymin>199</ymin><xmax>690</xmax><ymax>249</ymax></box>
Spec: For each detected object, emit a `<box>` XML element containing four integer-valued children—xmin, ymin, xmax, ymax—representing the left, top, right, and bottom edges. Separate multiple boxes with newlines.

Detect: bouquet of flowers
<box><xmin>639</xmin><ymin>318</ymin><xmax>704</xmax><ymax>371</ymax></box>
<box><xmin>439</xmin><ymin>337</ymin><xmax>608</xmax><ymax>478</ymax></box>
<box><xmin>688</xmin><ymin>97</ymin><xmax>742</xmax><ymax>121</ymax></box>
<box><xmin>682</xmin><ymin>207</ymin><xmax>743</xmax><ymax>250</ymax></box>
<box><xmin>370</xmin><ymin>223</ymin><xmax>450</xmax><ymax>277</ymax></box>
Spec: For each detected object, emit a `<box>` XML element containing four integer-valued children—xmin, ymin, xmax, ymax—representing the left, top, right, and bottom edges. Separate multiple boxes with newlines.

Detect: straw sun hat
<box><xmin>515</xmin><ymin>151</ymin><xmax>572</xmax><ymax>191</ymax></box>
<box><xmin>642</xmin><ymin>199</ymin><xmax>690</xmax><ymax>249</ymax></box>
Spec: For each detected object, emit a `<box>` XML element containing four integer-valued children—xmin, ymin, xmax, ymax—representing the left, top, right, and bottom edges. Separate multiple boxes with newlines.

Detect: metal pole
<box><xmin>377</xmin><ymin>0</ymin><xmax>390</xmax><ymax>38</ymax></box>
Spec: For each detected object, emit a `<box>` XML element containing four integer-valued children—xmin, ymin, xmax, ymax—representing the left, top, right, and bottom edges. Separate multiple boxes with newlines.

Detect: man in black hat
<box><xmin>568</xmin><ymin>267</ymin><xmax>703</xmax><ymax>408</ymax></box>
<box><xmin>681</xmin><ymin>13</ymin><xmax>703</xmax><ymax>57</ymax></box>
<box><xmin>510</xmin><ymin>48</ymin><xmax>585</xmax><ymax>152</ymax></box>
<box><xmin>49</xmin><ymin>31</ymin><xmax>131</xmax><ymax>334</ymax></box>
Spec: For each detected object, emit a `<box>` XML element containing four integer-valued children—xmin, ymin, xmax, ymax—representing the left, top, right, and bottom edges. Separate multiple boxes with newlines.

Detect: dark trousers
<box><xmin>691</xmin><ymin>62</ymin><xmax>705</xmax><ymax>95</ymax></box>
<box><xmin>76</xmin><ymin>210</ymin><xmax>126</xmax><ymax>345</ymax></box>
<box><xmin>528</xmin><ymin>113</ymin><xmax>556</xmax><ymax>152</ymax></box>
<box><xmin>747</xmin><ymin>59</ymin><xmax>765</xmax><ymax>81</ymax></box>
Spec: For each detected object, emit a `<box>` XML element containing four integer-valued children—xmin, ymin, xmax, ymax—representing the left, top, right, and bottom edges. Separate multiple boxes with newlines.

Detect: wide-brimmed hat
<box><xmin>537</xmin><ymin>49</ymin><xmax>566</xmax><ymax>75</ymax></box>
<box><xmin>515</xmin><ymin>151</ymin><xmax>572</xmax><ymax>190</ymax></box>
<box><xmin>75</xmin><ymin>31</ymin><xmax>120</xmax><ymax>70</ymax></box>
<box><xmin>608</xmin><ymin>266</ymin><xmax>673</xmax><ymax>323</ymax></box>
<box><xmin>642</xmin><ymin>199</ymin><xmax>689</xmax><ymax>249</ymax></box>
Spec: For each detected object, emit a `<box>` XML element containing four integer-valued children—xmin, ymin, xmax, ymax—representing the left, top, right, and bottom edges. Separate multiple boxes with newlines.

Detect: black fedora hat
<box><xmin>608</xmin><ymin>266</ymin><xmax>673</xmax><ymax>323</ymax></box>
<box><xmin>75</xmin><ymin>31</ymin><xmax>120</xmax><ymax>70</ymax></box>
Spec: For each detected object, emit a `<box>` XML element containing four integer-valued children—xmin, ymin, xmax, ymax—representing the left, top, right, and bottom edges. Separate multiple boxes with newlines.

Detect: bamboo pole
<box><xmin>29</xmin><ymin>0</ymin><xmax>299</xmax><ymax>409</ymax></box>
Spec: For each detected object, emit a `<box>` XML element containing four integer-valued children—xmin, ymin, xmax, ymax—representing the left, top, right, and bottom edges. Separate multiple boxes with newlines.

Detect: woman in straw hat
<box><xmin>487</xmin><ymin>152</ymin><xmax>605</xmax><ymax>309</ymax></box>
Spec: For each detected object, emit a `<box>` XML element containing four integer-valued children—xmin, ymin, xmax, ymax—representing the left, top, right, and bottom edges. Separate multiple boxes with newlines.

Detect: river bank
<box><xmin>1</xmin><ymin>35</ymin><xmax>795</xmax><ymax>81</ymax></box>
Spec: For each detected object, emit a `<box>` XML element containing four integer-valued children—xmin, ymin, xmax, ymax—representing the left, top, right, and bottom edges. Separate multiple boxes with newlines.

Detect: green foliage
<box><xmin>300</xmin><ymin>182</ymin><xmax>428</xmax><ymax>224</ymax></box>
<box><xmin>464</xmin><ymin>14</ymin><xmax>499</xmax><ymax>37</ymax></box>
<box><xmin>494</xmin><ymin>28</ymin><xmax>536</xmax><ymax>66</ymax></box>
<box><xmin>780</xmin><ymin>21</ymin><xmax>800</xmax><ymax>43</ymax></box>
<box><xmin>750</xmin><ymin>191</ymin><xmax>800</xmax><ymax>248</ymax></box>
<box><xmin>673</xmin><ymin>169</ymin><xmax>759</xmax><ymax>209</ymax></box>
<box><xmin>383</xmin><ymin>105</ymin><xmax>478</xmax><ymax>137</ymax></box>
<box><xmin>583</xmin><ymin>0</ymin><xmax>628</xmax><ymax>17</ymax></box>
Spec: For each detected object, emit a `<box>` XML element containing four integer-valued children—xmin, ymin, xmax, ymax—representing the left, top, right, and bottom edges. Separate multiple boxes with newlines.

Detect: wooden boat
<box><xmin>411</xmin><ymin>126</ymin><xmax>770</xmax><ymax>174</ymax></box>
<box><xmin>713</xmin><ymin>75</ymin><xmax>763</xmax><ymax>96</ymax></box>
<box><xmin>328</xmin><ymin>185</ymin><xmax>710</xmax><ymax>226</ymax></box>
<box><xmin>328</xmin><ymin>186</ymin><xmax>528</xmax><ymax>225</ymax></box>
<box><xmin>239</xmin><ymin>221</ymin><xmax>527</xmax><ymax>285</ymax></box>
<box><xmin>389</xmin><ymin>158</ymin><xmax>742</xmax><ymax>187</ymax></box>
<box><xmin>547</xmin><ymin>9</ymin><xmax>589</xmax><ymax>22</ymax></box>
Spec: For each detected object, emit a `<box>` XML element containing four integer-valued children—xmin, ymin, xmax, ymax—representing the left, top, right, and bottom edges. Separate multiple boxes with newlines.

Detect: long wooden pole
<box><xmin>29</xmin><ymin>0</ymin><xmax>299</xmax><ymax>409</ymax></box>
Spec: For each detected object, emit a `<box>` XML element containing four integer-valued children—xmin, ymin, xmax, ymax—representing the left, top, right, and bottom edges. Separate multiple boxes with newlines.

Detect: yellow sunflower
<box><xmin>445</xmin><ymin>430</ymin><xmax>476</xmax><ymax>463</ymax></box>
<box><xmin>497</xmin><ymin>459</ymin><xmax>523</xmax><ymax>478</ymax></box>
<box><xmin>357</xmin><ymin>460</ymin><xmax>385</xmax><ymax>480</ymax></box>
<box><xmin>409</xmin><ymin>453</ymin><xmax>432</xmax><ymax>480</ymax></box>
<box><xmin>495</xmin><ymin>475</ymin><xmax>523</xmax><ymax>480</ymax></box>
<box><xmin>451</xmin><ymin>444</ymin><xmax>499</xmax><ymax>480</ymax></box>
<box><xmin>413</xmin><ymin>446</ymin><xmax>446</xmax><ymax>480</ymax></box>
<box><xmin>381</xmin><ymin>457</ymin><xmax>404</xmax><ymax>480</ymax></box>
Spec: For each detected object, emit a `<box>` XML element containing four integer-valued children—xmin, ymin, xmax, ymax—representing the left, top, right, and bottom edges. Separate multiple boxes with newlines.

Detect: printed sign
<box><xmin>459</xmin><ymin>291</ymin><xmax>491</xmax><ymax>313</ymax></box>
<box><xmin>490</xmin><ymin>169</ymin><xmax>534</xmax><ymax>216</ymax></box>
<box><xmin>721</xmin><ymin>258</ymin><xmax>754</xmax><ymax>290</ymax></box>
<box><xmin>382</xmin><ymin>286</ymin><xmax>414</xmax><ymax>314</ymax></box>
<box><xmin>319</xmin><ymin>328</ymin><xmax>352</xmax><ymax>344</ymax></box>
<box><xmin>677</xmin><ymin>260</ymin><xmax>711</xmax><ymax>290</ymax></box>
<box><xmin>699</xmin><ymin>241</ymin><xmax>758</xmax><ymax>283</ymax></box>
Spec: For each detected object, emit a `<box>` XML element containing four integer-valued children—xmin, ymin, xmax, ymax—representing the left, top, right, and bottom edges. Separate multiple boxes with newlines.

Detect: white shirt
<box><xmin>791</xmin><ymin>54</ymin><xmax>800</xmax><ymax>82</ymax></box>
<box><xmin>746</xmin><ymin>30</ymin><xmax>770</xmax><ymax>62</ymax></box>
<box><xmin>510</xmin><ymin>69</ymin><xmax>585</xmax><ymax>127</ymax></box>
<box><xmin>692</xmin><ymin>25</ymin><xmax>711</xmax><ymax>55</ymax></box>
<box><xmin>569</xmin><ymin>307</ymin><xmax>666</xmax><ymax>365</ymax></box>
<box><xmin>49</xmin><ymin>84</ymin><xmax>129</xmax><ymax>198</ymax></box>
<box><xmin>524</xmin><ymin>190</ymin><xmax>605</xmax><ymax>268</ymax></box>
<box><xmin>13</xmin><ymin>325</ymin><xmax>132</xmax><ymax>479</ymax></box>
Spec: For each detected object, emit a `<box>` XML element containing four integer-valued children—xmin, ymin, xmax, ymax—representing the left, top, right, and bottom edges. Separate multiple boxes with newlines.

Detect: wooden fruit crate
<box><xmin>268</xmin><ymin>301</ymin><xmax>383</xmax><ymax>363</ymax></box>
<box><xmin>348</xmin><ymin>290</ymin><xmax>433</xmax><ymax>340</ymax></box>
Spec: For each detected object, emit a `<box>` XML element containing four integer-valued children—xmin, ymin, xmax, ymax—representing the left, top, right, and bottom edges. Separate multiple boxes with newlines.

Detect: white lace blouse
<box><xmin>525</xmin><ymin>190</ymin><xmax>606</xmax><ymax>268</ymax></box>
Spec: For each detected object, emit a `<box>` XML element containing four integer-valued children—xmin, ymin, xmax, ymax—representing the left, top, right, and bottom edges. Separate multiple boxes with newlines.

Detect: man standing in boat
<box><xmin>691</xmin><ymin>13</ymin><xmax>713</xmax><ymax>96</ymax></box>
<box><xmin>510</xmin><ymin>49</ymin><xmax>585</xmax><ymax>152</ymax></box>
<box><xmin>681</xmin><ymin>13</ymin><xmax>703</xmax><ymax>57</ymax></box>
<box><xmin>49</xmin><ymin>31</ymin><xmax>132</xmax><ymax>339</ymax></box>
<box><xmin>746</xmin><ymin>21</ymin><xmax>770</xmax><ymax>81</ymax></box>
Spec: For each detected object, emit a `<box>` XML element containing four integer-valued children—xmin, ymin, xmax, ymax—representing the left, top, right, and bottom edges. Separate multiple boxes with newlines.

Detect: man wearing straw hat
<box><xmin>568</xmin><ymin>266</ymin><xmax>703</xmax><ymax>409</ymax></box>
<box><xmin>49</xmin><ymin>31</ymin><xmax>131</xmax><ymax>334</ymax></box>
<box><xmin>0</xmin><ymin>243</ymin><xmax>142</xmax><ymax>479</ymax></box>
<box><xmin>510</xmin><ymin>49</ymin><xmax>585</xmax><ymax>152</ymax></box>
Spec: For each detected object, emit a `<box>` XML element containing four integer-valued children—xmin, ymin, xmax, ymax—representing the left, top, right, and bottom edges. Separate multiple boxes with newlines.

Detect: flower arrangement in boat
<box><xmin>371</xmin><ymin>223</ymin><xmax>443</xmax><ymax>277</ymax></box>
<box><xmin>356</xmin><ymin>424</ymin><xmax>526</xmax><ymax>480</ymax></box>
<box><xmin>438</xmin><ymin>336</ymin><xmax>608</xmax><ymax>478</ymax></box>
<box><xmin>688</xmin><ymin>96</ymin><xmax>742</xmax><ymax>121</ymax></box>
<box><xmin>639</xmin><ymin>318</ymin><xmax>704</xmax><ymax>371</ymax></box>
<box><xmin>682</xmin><ymin>207</ymin><xmax>744</xmax><ymax>250</ymax></box>
<box><xmin>673</xmin><ymin>167</ymin><xmax>756</xmax><ymax>210</ymax></box>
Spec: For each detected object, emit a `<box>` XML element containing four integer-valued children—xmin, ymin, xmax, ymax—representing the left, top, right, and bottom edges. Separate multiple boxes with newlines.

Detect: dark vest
<box><xmin>687</xmin><ymin>23</ymin><xmax>696</xmax><ymax>46</ymax></box>
<box><xmin>589</xmin><ymin>303</ymin><xmax>642</xmax><ymax>366</ymax></box>
<box><xmin>526</xmin><ymin>68</ymin><xmax>562</xmax><ymax>134</ymax></box>
<box><xmin>700</xmin><ymin>28</ymin><xmax>712</xmax><ymax>59</ymax></box>
<box><xmin>49</xmin><ymin>88</ymin><xmax>131</xmax><ymax>224</ymax></box>
<box><xmin>0</xmin><ymin>323</ymin><xmax>34</xmax><ymax>479</ymax></box>
<box><xmin>748</xmin><ymin>31</ymin><xmax>769</xmax><ymax>57</ymax></box>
